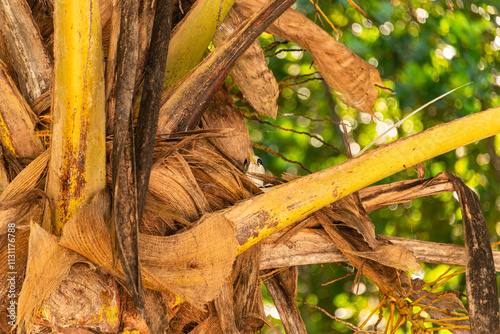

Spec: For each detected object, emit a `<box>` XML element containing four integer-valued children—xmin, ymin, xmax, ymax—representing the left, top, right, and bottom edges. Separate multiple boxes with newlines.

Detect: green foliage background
<box><xmin>241</xmin><ymin>0</ymin><xmax>500</xmax><ymax>332</ymax></box>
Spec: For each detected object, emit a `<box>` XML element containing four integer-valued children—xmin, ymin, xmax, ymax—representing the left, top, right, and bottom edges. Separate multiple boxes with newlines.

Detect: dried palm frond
<box><xmin>214</xmin><ymin>5</ymin><xmax>279</xmax><ymax>118</ymax></box>
<box><xmin>0</xmin><ymin>62</ymin><xmax>44</xmax><ymax>159</ymax></box>
<box><xmin>237</xmin><ymin>0</ymin><xmax>391</xmax><ymax>115</ymax></box>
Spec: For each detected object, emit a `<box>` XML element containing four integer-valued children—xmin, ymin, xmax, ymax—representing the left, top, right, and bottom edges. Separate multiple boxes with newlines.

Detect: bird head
<box><xmin>244</xmin><ymin>152</ymin><xmax>265</xmax><ymax>174</ymax></box>
<box><xmin>244</xmin><ymin>152</ymin><xmax>265</xmax><ymax>187</ymax></box>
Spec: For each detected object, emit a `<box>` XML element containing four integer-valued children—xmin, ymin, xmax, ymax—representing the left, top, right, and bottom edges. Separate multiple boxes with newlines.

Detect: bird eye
<box><xmin>257</xmin><ymin>158</ymin><xmax>263</xmax><ymax>165</ymax></box>
<box><xmin>244</xmin><ymin>158</ymin><xmax>248</xmax><ymax>165</ymax></box>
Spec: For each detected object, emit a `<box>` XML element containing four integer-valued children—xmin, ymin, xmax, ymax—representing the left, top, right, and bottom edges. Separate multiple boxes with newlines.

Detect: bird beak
<box><xmin>248</xmin><ymin>151</ymin><xmax>257</xmax><ymax>164</ymax></box>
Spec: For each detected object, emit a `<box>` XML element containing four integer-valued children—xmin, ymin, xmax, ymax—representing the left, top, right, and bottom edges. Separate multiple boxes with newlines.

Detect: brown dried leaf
<box><xmin>148</xmin><ymin>154</ymin><xmax>210</xmax><ymax>222</ymax></box>
<box><xmin>187</xmin><ymin>312</ymin><xmax>223</xmax><ymax>334</ymax></box>
<box><xmin>359</xmin><ymin>172</ymin><xmax>454</xmax><ymax>213</ymax></box>
<box><xmin>449</xmin><ymin>172</ymin><xmax>499</xmax><ymax>332</ymax></box>
<box><xmin>215</xmin><ymin>5</ymin><xmax>279</xmax><ymax>118</ymax></box>
<box><xmin>201</xmin><ymin>87</ymin><xmax>254</xmax><ymax>170</ymax></box>
<box><xmin>119</xmin><ymin>287</ymin><xmax>176</xmax><ymax>333</ymax></box>
<box><xmin>231</xmin><ymin>244</ymin><xmax>265</xmax><ymax>333</ymax></box>
<box><xmin>263</xmin><ymin>229</ymin><xmax>500</xmax><ymax>272</ymax></box>
<box><xmin>344</xmin><ymin>242</ymin><xmax>422</xmax><ymax>274</ymax></box>
<box><xmin>168</xmin><ymin>302</ymin><xmax>209</xmax><ymax>333</ymax></box>
<box><xmin>318</xmin><ymin>195</ymin><xmax>419</xmax><ymax>294</ymax></box>
<box><xmin>410</xmin><ymin>279</ymin><xmax>469</xmax><ymax>333</ymax></box>
<box><xmin>0</xmin><ymin>161</ymin><xmax>47</xmax><ymax>332</ymax></box>
<box><xmin>104</xmin><ymin>0</ymin><xmax>122</xmax><ymax>135</ymax></box>
<box><xmin>181</xmin><ymin>142</ymin><xmax>256</xmax><ymax>207</ymax></box>
<box><xmin>264</xmin><ymin>267</ymin><xmax>307</xmax><ymax>334</ymax></box>
<box><xmin>238</xmin><ymin>0</ymin><xmax>389</xmax><ymax>115</ymax></box>
<box><xmin>0</xmin><ymin>62</ymin><xmax>44</xmax><ymax>158</ymax></box>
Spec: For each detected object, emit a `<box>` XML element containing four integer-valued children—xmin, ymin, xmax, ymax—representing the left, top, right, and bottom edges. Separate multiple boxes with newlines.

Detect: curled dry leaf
<box><xmin>148</xmin><ymin>153</ymin><xmax>211</xmax><ymax>222</ymax></box>
<box><xmin>344</xmin><ymin>242</ymin><xmax>422</xmax><ymax>274</ymax></box>
<box><xmin>359</xmin><ymin>172</ymin><xmax>454</xmax><ymax>213</ymax></box>
<box><xmin>135</xmin><ymin>0</ymin><xmax>156</xmax><ymax>84</ymax></box>
<box><xmin>316</xmin><ymin>196</ymin><xmax>421</xmax><ymax>294</ymax></box>
<box><xmin>0</xmin><ymin>62</ymin><xmax>44</xmax><ymax>159</ymax></box>
<box><xmin>215</xmin><ymin>5</ymin><xmax>279</xmax><ymax>118</ymax></box>
<box><xmin>238</xmin><ymin>0</ymin><xmax>390</xmax><ymax>115</ymax></box>
<box><xmin>201</xmin><ymin>87</ymin><xmax>254</xmax><ymax>170</ymax></box>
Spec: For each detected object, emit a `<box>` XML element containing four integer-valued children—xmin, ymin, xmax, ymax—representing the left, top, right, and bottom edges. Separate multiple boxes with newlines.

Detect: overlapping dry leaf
<box><xmin>148</xmin><ymin>154</ymin><xmax>210</xmax><ymax>222</ymax></box>
<box><xmin>317</xmin><ymin>195</ymin><xmax>421</xmax><ymax>294</ymax></box>
<box><xmin>0</xmin><ymin>62</ymin><xmax>44</xmax><ymax>159</ymax></box>
<box><xmin>201</xmin><ymin>88</ymin><xmax>254</xmax><ymax>170</ymax></box>
<box><xmin>237</xmin><ymin>0</ymin><xmax>389</xmax><ymax>114</ymax></box>
<box><xmin>1</xmin><ymin>0</ymin><xmax>490</xmax><ymax>332</ymax></box>
<box><xmin>215</xmin><ymin>6</ymin><xmax>279</xmax><ymax>118</ymax></box>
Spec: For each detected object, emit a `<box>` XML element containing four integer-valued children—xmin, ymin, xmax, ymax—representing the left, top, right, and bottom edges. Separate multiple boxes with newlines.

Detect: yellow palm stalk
<box><xmin>227</xmin><ymin>106</ymin><xmax>500</xmax><ymax>253</ymax></box>
<box><xmin>46</xmin><ymin>0</ymin><xmax>106</xmax><ymax>235</ymax></box>
<box><xmin>0</xmin><ymin>62</ymin><xmax>44</xmax><ymax>159</ymax></box>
